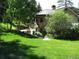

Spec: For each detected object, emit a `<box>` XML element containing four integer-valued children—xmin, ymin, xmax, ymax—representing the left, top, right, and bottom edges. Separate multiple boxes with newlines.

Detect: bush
<box><xmin>46</xmin><ymin>10</ymin><xmax>79</xmax><ymax>39</ymax></box>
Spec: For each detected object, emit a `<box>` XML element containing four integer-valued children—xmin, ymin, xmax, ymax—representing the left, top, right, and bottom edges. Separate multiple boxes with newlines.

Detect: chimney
<box><xmin>52</xmin><ymin>5</ymin><xmax>56</xmax><ymax>10</ymax></box>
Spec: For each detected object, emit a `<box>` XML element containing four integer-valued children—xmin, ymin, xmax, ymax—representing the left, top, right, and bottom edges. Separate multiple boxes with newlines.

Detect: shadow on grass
<box><xmin>0</xmin><ymin>40</ymin><xmax>46</xmax><ymax>59</ymax></box>
<box><xmin>54</xmin><ymin>37</ymin><xmax>79</xmax><ymax>41</ymax></box>
<box><xmin>5</xmin><ymin>30</ymin><xmax>38</xmax><ymax>38</ymax></box>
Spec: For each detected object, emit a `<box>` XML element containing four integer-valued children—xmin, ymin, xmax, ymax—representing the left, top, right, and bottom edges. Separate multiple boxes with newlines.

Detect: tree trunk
<box><xmin>17</xmin><ymin>21</ymin><xmax>21</xmax><ymax>30</ymax></box>
<box><xmin>9</xmin><ymin>24</ymin><xmax>12</xmax><ymax>30</ymax></box>
<box><xmin>9</xmin><ymin>19</ymin><xmax>13</xmax><ymax>31</ymax></box>
<box><xmin>65</xmin><ymin>0</ymin><xmax>68</xmax><ymax>10</ymax></box>
<box><xmin>7</xmin><ymin>23</ymin><xmax>9</xmax><ymax>30</ymax></box>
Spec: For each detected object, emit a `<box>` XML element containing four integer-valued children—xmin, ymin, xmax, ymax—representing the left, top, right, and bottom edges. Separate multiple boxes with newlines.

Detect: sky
<box><xmin>36</xmin><ymin>0</ymin><xmax>79</xmax><ymax>10</ymax></box>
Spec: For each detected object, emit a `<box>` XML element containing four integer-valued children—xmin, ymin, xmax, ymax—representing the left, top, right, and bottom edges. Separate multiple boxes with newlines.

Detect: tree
<box><xmin>6</xmin><ymin>0</ymin><xmax>37</xmax><ymax>30</ymax></box>
<box><xmin>14</xmin><ymin>0</ymin><xmax>37</xmax><ymax>23</ymax></box>
<box><xmin>58</xmin><ymin>0</ymin><xmax>73</xmax><ymax>8</ymax></box>
<box><xmin>0</xmin><ymin>0</ymin><xmax>8</xmax><ymax>22</ymax></box>
<box><xmin>45</xmin><ymin>10</ymin><xmax>73</xmax><ymax>38</ymax></box>
<box><xmin>37</xmin><ymin>3</ymin><xmax>42</xmax><ymax>12</ymax></box>
<box><xmin>5</xmin><ymin>0</ymin><xmax>16</xmax><ymax>30</ymax></box>
<box><xmin>14</xmin><ymin>0</ymin><xmax>37</xmax><ymax>30</ymax></box>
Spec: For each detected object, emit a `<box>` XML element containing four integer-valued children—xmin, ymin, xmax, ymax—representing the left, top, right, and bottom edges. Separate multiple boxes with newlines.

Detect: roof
<box><xmin>69</xmin><ymin>7</ymin><xmax>79</xmax><ymax>15</ymax></box>
<box><xmin>37</xmin><ymin>9</ymin><xmax>55</xmax><ymax>15</ymax></box>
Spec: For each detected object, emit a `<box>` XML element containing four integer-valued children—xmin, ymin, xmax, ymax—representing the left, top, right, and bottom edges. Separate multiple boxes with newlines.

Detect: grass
<box><xmin>0</xmin><ymin>23</ymin><xmax>16</xmax><ymax>30</ymax></box>
<box><xmin>1</xmin><ymin>32</ymin><xmax>79</xmax><ymax>59</ymax></box>
<box><xmin>0</xmin><ymin>23</ymin><xmax>79</xmax><ymax>59</ymax></box>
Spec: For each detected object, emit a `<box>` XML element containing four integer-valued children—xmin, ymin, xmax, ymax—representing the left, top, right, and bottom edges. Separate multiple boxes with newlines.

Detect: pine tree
<box><xmin>37</xmin><ymin>3</ymin><xmax>42</xmax><ymax>12</ymax></box>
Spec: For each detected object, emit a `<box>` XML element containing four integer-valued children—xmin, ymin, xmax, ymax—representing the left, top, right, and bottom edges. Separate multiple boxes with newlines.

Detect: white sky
<box><xmin>36</xmin><ymin>0</ymin><xmax>79</xmax><ymax>10</ymax></box>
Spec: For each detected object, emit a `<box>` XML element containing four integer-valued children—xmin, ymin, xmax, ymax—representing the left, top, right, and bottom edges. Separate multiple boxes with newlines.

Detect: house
<box><xmin>36</xmin><ymin>9</ymin><xmax>54</xmax><ymax>29</ymax></box>
<box><xmin>20</xmin><ymin>5</ymin><xmax>79</xmax><ymax>36</ymax></box>
<box><xmin>36</xmin><ymin>6</ymin><xmax>79</xmax><ymax>32</ymax></box>
<box><xmin>36</xmin><ymin>5</ymin><xmax>56</xmax><ymax>32</ymax></box>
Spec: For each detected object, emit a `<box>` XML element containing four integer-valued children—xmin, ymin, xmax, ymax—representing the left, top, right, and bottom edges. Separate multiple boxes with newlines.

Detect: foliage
<box><xmin>46</xmin><ymin>10</ymin><xmax>72</xmax><ymax>32</ymax></box>
<box><xmin>0</xmin><ymin>23</ymin><xmax>16</xmax><ymax>30</ymax></box>
<box><xmin>37</xmin><ymin>3</ymin><xmax>42</xmax><ymax>12</ymax></box>
<box><xmin>4</xmin><ymin>0</ymin><xmax>16</xmax><ymax>30</ymax></box>
<box><xmin>13</xmin><ymin>0</ymin><xmax>37</xmax><ymax>23</ymax></box>
<box><xmin>0</xmin><ymin>0</ymin><xmax>8</xmax><ymax>22</ymax></box>
<box><xmin>46</xmin><ymin>10</ymin><xmax>79</xmax><ymax>39</ymax></box>
<box><xmin>4</xmin><ymin>0</ymin><xmax>37</xmax><ymax>30</ymax></box>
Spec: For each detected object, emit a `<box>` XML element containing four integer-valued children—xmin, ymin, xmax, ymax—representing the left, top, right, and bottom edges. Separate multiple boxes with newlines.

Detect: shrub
<box><xmin>46</xmin><ymin>10</ymin><xmax>79</xmax><ymax>39</ymax></box>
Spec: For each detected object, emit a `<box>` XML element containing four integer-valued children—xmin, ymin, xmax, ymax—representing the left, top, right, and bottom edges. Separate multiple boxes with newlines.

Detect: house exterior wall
<box><xmin>66</xmin><ymin>9</ymin><xmax>78</xmax><ymax>23</ymax></box>
<box><xmin>36</xmin><ymin>15</ymin><xmax>47</xmax><ymax>30</ymax></box>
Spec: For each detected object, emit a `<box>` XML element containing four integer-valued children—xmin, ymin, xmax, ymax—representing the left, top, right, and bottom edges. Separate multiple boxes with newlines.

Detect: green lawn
<box><xmin>0</xmin><ymin>32</ymin><xmax>79</xmax><ymax>59</ymax></box>
<box><xmin>0</xmin><ymin>23</ymin><xmax>16</xmax><ymax>30</ymax></box>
